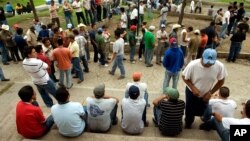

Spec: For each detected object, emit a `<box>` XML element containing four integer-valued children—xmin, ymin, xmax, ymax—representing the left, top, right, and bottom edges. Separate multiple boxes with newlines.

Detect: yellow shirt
<box><xmin>68</xmin><ymin>41</ymin><xmax>79</xmax><ymax>57</ymax></box>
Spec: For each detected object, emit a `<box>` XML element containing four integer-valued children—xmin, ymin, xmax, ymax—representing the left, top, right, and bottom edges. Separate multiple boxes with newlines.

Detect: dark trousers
<box><xmin>195</xmin><ymin>7</ymin><xmax>202</xmax><ymax>13</ymax></box>
<box><xmin>80</xmin><ymin>55</ymin><xmax>89</xmax><ymax>72</ymax></box>
<box><xmin>96</xmin><ymin>5</ymin><xmax>102</xmax><ymax>22</ymax></box>
<box><xmin>185</xmin><ymin>87</ymin><xmax>207</xmax><ymax>127</ymax></box>
<box><xmin>8</xmin><ymin>46</ymin><xmax>21</xmax><ymax>62</ymax></box>
<box><xmin>76</xmin><ymin>12</ymin><xmax>87</xmax><ymax>25</ymax></box>
<box><xmin>85</xmin><ymin>9</ymin><xmax>93</xmax><ymax>25</ymax></box>
<box><xmin>98</xmin><ymin>47</ymin><xmax>106</xmax><ymax>65</ymax></box>
<box><xmin>103</xmin><ymin>7</ymin><xmax>107</xmax><ymax>19</ymax></box>
<box><xmin>52</xmin><ymin>17</ymin><xmax>60</xmax><ymax>27</ymax></box>
<box><xmin>91</xmin><ymin>42</ymin><xmax>99</xmax><ymax>62</ymax></box>
<box><xmin>49</xmin><ymin>61</ymin><xmax>58</xmax><ymax>82</ymax></box>
<box><xmin>180</xmin><ymin>45</ymin><xmax>187</xmax><ymax>57</ymax></box>
<box><xmin>196</xmin><ymin>47</ymin><xmax>204</xmax><ymax>59</ymax></box>
<box><xmin>139</xmin><ymin>42</ymin><xmax>145</xmax><ymax>59</ymax></box>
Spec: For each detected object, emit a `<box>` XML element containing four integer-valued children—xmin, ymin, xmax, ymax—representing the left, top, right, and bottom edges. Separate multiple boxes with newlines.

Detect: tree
<box><xmin>30</xmin><ymin>0</ymin><xmax>39</xmax><ymax>21</ymax></box>
<box><xmin>178</xmin><ymin>0</ymin><xmax>187</xmax><ymax>25</ymax></box>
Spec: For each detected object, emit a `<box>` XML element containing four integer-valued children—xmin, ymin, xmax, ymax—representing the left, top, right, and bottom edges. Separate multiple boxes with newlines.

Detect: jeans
<box><xmin>59</xmin><ymin>69</ymin><xmax>72</xmax><ymax>89</ymax></box>
<box><xmin>180</xmin><ymin>45</ymin><xmax>187</xmax><ymax>57</ymax></box>
<box><xmin>85</xmin><ymin>9</ymin><xmax>93</xmax><ymax>25</ymax></box>
<box><xmin>72</xmin><ymin>57</ymin><xmax>84</xmax><ymax>81</ymax></box>
<box><xmin>76</xmin><ymin>12</ymin><xmax>87</xmax><ymax>25</ymax></box>
<box><xmin>163</xmin><ymin>70</ymin><xmax>180</xmax><ymax>91</ymax></box>
<box><xmin>35</xmin><ymin>79</ymin><xmax>56</xmax><ymax>107</ymax></box>
<box><xmin>147</xmin><ymin>8</ymin><xmax>153</xmax><ymax>18</ymax></box>
<box><xmin>144</xmin><ymin>48</ymin><xmax>154</xmax><ymax>66</ymax></box>
<box><xmin>202</xmin><ymin>105</ymin><xmax>212</xmax><ymax>122</ymax></box>
<box><xmin>159</xmin><ymin>19</ymin><xmax>166</xmax><ymax>27</ymax></box>
<box><xmin>44</xmin><ymin>115</ymin><xmax>55</xmax><ymax>134</ymax></box>
<box><xmin>110</xmin><ymin>55</ymin><xmax>125</xmax><ymax>77</ymax></box>
<box><xmin>0</xmin><ymin>19</ymin><xmax>8</xmax><ymax>25</ymax></box>
<box><xmin>129</xmin><ymin>45</ymin><xmax>136</xmax><ymax>61</ymax></box>
<box><xmin>0</xmin><ymin>46</ymin><xmax>9</xmax><ymax>64</ymax></box>
<box><xmin>0</xmin><ymin>67</ymin><xmax>6</xmax><ymax>80</ymax></box>
<box><xmin>153</xmin><ymin>105</ymin><xmax>162</xmax><ymax>125</ymax></box>
<box><xmin>92</xmin><ymin>10</ymin><xmax>97</xmax><ymax>23</ymax></box>
<box><xmin>185</xmin><ymin>87</ymin><xmax>207</xmax><ymax>127</ymax></box>
<box><xmin>196</xmin><ymin>47</ymin><xmax>205</xmax><ymax>59</ymax></box>
<box><xmin>91</xmin><ymin>41</ymin><xmax>99</xmax><ymax>62</ymax></box>
<box><xmin>227</xmin><ymin>42</ymin><xmax>242</xmax><ymax>62</ymax></box>
<box><xmin>64</xmin><ymin>11</ymin><xmax>74</xmax><ymax>28</ymax></box>
<box><xmin>8</xmin><ymin>46</ymin><xmax>21</xmax><ymax>62</ymax></box>
<box><xmin>139</xmin><ymin>14</ymin><xmax>144</xmax><ymax>24</ymax></box>
<box><xmin>110</xmin><ymin>104</ymin><xmax>118</xmax><ymax>124</ymax></box>
<box><xmin>219</xmin><ymin>23</ymin><xmax>228</xmax><ymax>39</ymax></box>
<box><xmin>80</xmin><ymin>55</ymin><xmax>89</xmax><ymax>72</ymax></box>
<box><xmin>98</xmin><ymin>47</ymin><xmax>106</xmax><ymax>65</ymax></box>
<box><xmin>211</xmin><ymin>118</ymin><xmax>230</xmax><ymax>141</ymax></box>
<box><xmin>138</xmin><ymin>42</ymin><xmax>145</xmax><ymax>59</ymax></box>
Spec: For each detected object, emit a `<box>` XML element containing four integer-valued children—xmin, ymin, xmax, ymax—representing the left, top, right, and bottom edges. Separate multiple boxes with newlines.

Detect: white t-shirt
<box><xmin>86</xmin><ymin>97</ymin><xmax>116</xmax><ymax>132</ymax></box>
<box><xmin>83</xmin><ymin>0</ymin><xmax>91</xmax><ymax>10</ymax></box>
<box><xmin>222</xmin><ymin>10</ymin><xmax>230</xmax><ymax>24</ymax></box>
<box><xmin>120</xmin><ymin>13</ymin><xmax>127</xmax><ymax>29</ymax></box>
<box><xmin>209</xmin><ymin>99</ymin><xmax>237</xmax><ymax>117</ymax></box>
<box><xmin>51</xmin><ymin>102</ymin><xmax>86</xmax><ymax>137</ymax></box>
<box><xmin>125</xmin><ymin>82</ymin><xmax>148</xmax><ymax>99</ymax></box>
<box><xmin>160</xmin><ymin>6</ymin><xmax>168</xmax><ymax>20</ymax></box>
<box><xmin>139</xmin><ymin>5</ymin><xmax>145</xmax><ymax>14</ymax></box>
<box><xmin>182</xmin><ymin>59</ymin><xmax>228</xmax><ymax>97</ymax></box>
<box><xmin>113</xmin><ymin>38</ymin><xmax>124</xmax><ymax>56</ymax></box>
<box><xmin>22</xmin><ymin>58</ymin><xmax>50</xmax><ymax>85</ymax></box>
<box><xmin>179</xmin><ymin>29</ymin><xmax>190</xmax><ymax>46</ymax></box>
<box><xmin>190</xmin><ymin>1</ymin><xmax>195</xmax><ymax>10</ymax></box>
<box><xmin>75</xmin><ymin>35</ymin><xmax>87</xmax><ymax>56</ymax></box>
<box><xmin>131</xmin><ymin>9</ymin><xmax>138</xmax><ymax>20</ymax></box>
<box><xmin>121</xmin><ymin>98</ymin><xmax>146</xmax><ymax>134</ymax></box>
<box><xmin>72</xmin><ymin>1</ymin><xmax>83</xmax><ymax>12</ymax></box>
<box><xmin>222</xmin><ymin>118</ymin><xmax>250</xmax><ymax>129</ymax></box>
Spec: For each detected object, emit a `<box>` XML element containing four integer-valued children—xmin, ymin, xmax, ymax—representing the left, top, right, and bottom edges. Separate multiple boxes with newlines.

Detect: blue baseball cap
<box><xmin>97</xmin><ymin>28</ymin><xmax>103</xmax><ymax>33</ymax></box>
<box><xmin>202</xmin><ymin>48</ymin><xmax>217</xmax><ymax>65</ymax></box>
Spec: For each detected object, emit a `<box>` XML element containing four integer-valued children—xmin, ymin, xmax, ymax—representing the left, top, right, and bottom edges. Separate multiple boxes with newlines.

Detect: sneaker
<box><xmin>108</xmin><ymin>70</ymin><xmax>114</xmax><ymax>75</ymax></box>
<box><xmin>199</xmin><ymin>123</ymin><xmax>211</xmax><ymax>131</ymax></box>
<box><xmin>118</xmin><ymin>75</ymin><xmax>125</xmax><ymax>80</ymax></box>
<box><xmin>156</xmin><ymin>62</ymin><xmax>161</xmax><ymax>65</ymax></box>
<box><xmin>77</xmin><ymin>80</ymin><xmax>83</xmax><ymax>84</ymax></box>
<box><xmin>144</xmin><ymin>121</ymin><xmax>149</xmax><ymax>127</ymax></box>
<box><xmin>1</xmin><ymin>78</ymin><xmax>10</xmax><ymax>81</ymax></box>
<box><xmin>67</xmin><ymin>83</ymin><xmax>73</xmax><ymax>89</ymax></box>
<box><xmin>131</xmin><ymin>61</ymin><xmax>136</xmax><ymax>64</ymax></box>
<box><xmin>104</xmin><ymin>64</ymin><xmax>109</xmax><ymax>67</ymax></box>
<box><xmin>152</xmin><ymin>118</ymin><xmax>158</xmax><ymax>127</ymax></box>
<box><xmin>139</xmin><ymin>58</ymin><xmax>142</xmax><ymax>61</ymax></box>
<box><xmin>146</xmin><ymin>64</ymin><xmax>153</xmax><ymax>67</ymax></box>
<box><xmin>3</xmin><ymin>62</ymin><xmax>9</xmax><ymax>65</ymax></box>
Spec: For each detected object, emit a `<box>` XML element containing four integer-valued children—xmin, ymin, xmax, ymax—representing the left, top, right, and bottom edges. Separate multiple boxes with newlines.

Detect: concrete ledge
<box><xmin>217</xmin><ymin>52</ymin><xmax>250</xmax><ymax>59</ymax></box>
<box><xmin>168</xmin><ymin>12</ymin><xmax>212</xmax><ymax>21</ymax></box>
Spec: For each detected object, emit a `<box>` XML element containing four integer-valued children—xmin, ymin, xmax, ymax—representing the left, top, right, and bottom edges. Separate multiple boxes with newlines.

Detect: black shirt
<box><xmin>230</xmin><ymin>31</ymin><xmax>246</xmax><ymax>42</ymax></box>
<box><xmin>205</xmin><ymin>26</ymin><xmax>216</xmax><ymax>45</ymax></box>
<box><xmin>0</xmin><ymin>7</ymin><xmax>6</xmax><ymax>21</ymax></box>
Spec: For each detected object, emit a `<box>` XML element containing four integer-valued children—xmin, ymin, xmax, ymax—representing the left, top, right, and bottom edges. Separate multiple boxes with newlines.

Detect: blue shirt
<box><xmin>162</xmin><ymin>46</ymin><xmax>184</xmax><ymax>73</ymax></box>
<box><xmin>5</xmin><ymin>4</ymin><xmax>13</xmax><ymax>12</ymax></box>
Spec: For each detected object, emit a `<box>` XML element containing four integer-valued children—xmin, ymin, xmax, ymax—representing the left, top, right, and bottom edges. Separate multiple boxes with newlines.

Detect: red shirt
<box><xmin>37</xmin><ymin>53</ymin><xmax>52</xmax><ymax>74</ymax></box>
<box><xmin>16</xmin><ymin>101</ymin><xmax>46</xmax><ymax>139</ymax></box>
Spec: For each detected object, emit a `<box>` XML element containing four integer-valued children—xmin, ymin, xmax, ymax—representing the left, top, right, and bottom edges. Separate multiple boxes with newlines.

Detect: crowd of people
<box><xmin>0</xmin><ymin>0</ymin><xmax>249</xmax><ymax>141</ymax></box>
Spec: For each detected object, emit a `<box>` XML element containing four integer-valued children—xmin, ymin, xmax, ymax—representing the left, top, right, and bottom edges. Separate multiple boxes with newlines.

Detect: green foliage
<box><xmin>0</xmin><ymin>0</ymin><xmax>45</xmax><ymax>7</ymax></box>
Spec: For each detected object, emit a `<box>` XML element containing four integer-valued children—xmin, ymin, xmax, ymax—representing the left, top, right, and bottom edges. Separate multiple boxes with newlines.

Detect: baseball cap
<box><xmin>94</xmin><ymin>84</ymin><xmax>105</xmax><ymax>98</ymax></box>
<box><xmin>194</xmin><ymin>29</ymin><xmax>200</xmax><ymax>35</ymax></box>
<box><xmin>97</xmin><ymin>27</ymin><xmax>103</xmax><ymax>33</ymax></box>
<box><xmin>129</xmin><ymin>85</ymin><xmax>140</xmax><ymax>100</ymax></box>
<box><xmin>132</xmin><ymin>72</ymin><xmax>142</xmax><ymax>81</ymax></box>
<box><xmin>161</xmin><ymin>24</ymin><xmax>166</xmax><ymax>28</ymax></box>
<box><xmin>163</xmin><ymin>87</ymin><xmax>179</xmax><ymax>100</ymax></box>
<box><xmin>149</xmin><ymin>26</ymin><xmax>155</xmax><ymax>31</ymax></box>
<box><xmin>202</xmin><ymin>48</ymin><xmax>217</xmax><ymax>65</ymax></box>
<box><xmin>130</xmin><ymin>25</ymin><xmax>137</xmax><ymax>31</ymax></box>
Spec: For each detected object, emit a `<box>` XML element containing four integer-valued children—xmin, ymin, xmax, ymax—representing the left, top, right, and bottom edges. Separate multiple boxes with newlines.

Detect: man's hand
<box><xmin>191</xmin><ymin>87</ymin><xmax>200</xmax><ymax>97</ymax></box>
<box><xmin>203</xmin><ymin>91</ymin><xmax>212</xmax><ymax>102</ymax></box>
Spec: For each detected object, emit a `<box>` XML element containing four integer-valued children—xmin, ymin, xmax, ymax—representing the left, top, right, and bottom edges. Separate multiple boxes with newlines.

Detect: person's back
<box><xmin>16</xmin><ymin>101</ymin><xmax>46</xmax><ymax>138</ymax></box>
<box><xmin>159</xmin><ymin>99</ymin><xmax>185</xmax><ymax>136</ymax></box>
<box><xmin>144</xmin><ymin>31</ymin><xmax>154</xmax><ymax>49</ymax></box>
<box><xmin>86</xmin><ymin>97</ymin><xmax>116</xmax><ymax>132</ymax></box>
<box><xmin>121</xmin><ymin>85</ymin><xmax>146</xmax><ymax>134</ymax></box>
<box><xmin>52</xmin><ymin>102</ymin><xmax>85</xmax><ymax>137</ymax></box>
<box><xmin>53</xmin><ymin>47</ymin><xmax>72</xmax><ymax>70</ymax></box>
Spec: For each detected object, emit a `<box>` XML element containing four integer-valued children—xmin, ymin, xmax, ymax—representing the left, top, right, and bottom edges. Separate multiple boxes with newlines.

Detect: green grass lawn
<box><xmin>0</xmin><ymin>0</ymin><xmax>45</xmax><ymax>7</ymax></box>
<box><xmin>208</xmin><ymin>0</ymin><xmax>250</xmax><ymax>5</ymax></box>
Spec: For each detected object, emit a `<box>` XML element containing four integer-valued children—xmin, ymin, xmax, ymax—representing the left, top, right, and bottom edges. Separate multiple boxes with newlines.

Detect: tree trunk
<box><xmin>178</xmin><ymin>0</ymin><xmax>187</xmax><ymax>25</ymax></box>
<box><xmin>30</xmin><ymin>0</ymin><xmax>39</xmax><ymax>21</ymax></box>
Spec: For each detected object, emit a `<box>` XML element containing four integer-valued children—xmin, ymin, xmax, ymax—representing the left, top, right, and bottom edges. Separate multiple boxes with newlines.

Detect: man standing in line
<box><xmin>156</xmin><ymin>24</ymin><xmax>168</xmax><ymax>65</ymax></box>
<box><xmin>22</xmin><ymin>46</ymin><xmax>56</xmax><ymax>108</ymax></box>
<box><xmin>72</xmin><ymin>0</ymin><xmax>87</xmax><ymax>25</ymax></box>
<box><xmin>182</xmin><ymin>48</ymin><xmax>227</xmax><ymax>129</ymax></box>
<box><xmin>144</xmin><ymin>26</ymin><xmax>155</xmax><ymax>67</ymax></box>
<box><xmin>108</xmin><ymin>30</ymin><xmax>126</xmax><ymax>79</ymax></box>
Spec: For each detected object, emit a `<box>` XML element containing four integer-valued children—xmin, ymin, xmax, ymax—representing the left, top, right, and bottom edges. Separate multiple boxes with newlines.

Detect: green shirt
<box><xmin>95</xmin><ymin>33</ymin><xmax>105</xmax><ymax>49</ymax></box>
<box><xmin>128</xmin><ymin>31</ymin><xmax>136</xmax><ymax>46</ymax></box>
<box><xmin>144</xmin><ymin>31</ymin><xmax>155</xmax><ymax>49</ymax></box>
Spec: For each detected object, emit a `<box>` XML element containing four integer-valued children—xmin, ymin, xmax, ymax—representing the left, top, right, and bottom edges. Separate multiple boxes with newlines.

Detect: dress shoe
<box><xmin>1</xmin><ymin>78</ymin><xmax>10</xmax><ymax>81</ymax></box>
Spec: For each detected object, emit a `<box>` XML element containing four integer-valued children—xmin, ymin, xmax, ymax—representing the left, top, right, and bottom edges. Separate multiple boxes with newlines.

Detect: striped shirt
<box><xmin>23</xmin><ymin>58</ymin><xmax>50</xmax><ymax>85</ymax></box>
<box><xmin>159</xmin><ymin>99</ymin><xmax>185</xmax><ymax>136</ymax></box>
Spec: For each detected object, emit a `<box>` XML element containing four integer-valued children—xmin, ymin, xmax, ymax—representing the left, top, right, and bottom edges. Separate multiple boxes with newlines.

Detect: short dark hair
<box><xmin>55</xmin><ymin>86</ymin><xmax>69</xmax><ymax>103</ymax></box>
<box><xmin>42</xmin><ymin>37</ymin><xmax>50</xmax><ymax>44</ymax></box>
<box><xmin>210</xmin><ymin>21</ymin><xmax>215</xmax><ymax>26</ymax></box>
<box><xmin>228</xmin><ymin>6</ymin><xmax>233</xmax><ymax>10</ymax></box>
<box><xmin>18</xmin><ymin>85</ymin><xmax>34</xmax><ymax>102</ymax></box>
<box><xmin>120</xmin><ymin>7</ymin><xmax>125</xmax><ymax>12</ymax></box>
<box><xmin>188</xmin><ymin>26</ymin><xmax>193</xmax><ymax>32</ymax></box>
<box><xmin>73</xmin><ymin>29</ymin><xmax>79</xmax><ymax>35</ymax></box>
<box><xmin>219</xmin><ymin>86</ymin><xmax>230</xmax><ymax>98</ymax></box>
<box><xmin>114</xmin><ymin>30</ymin><xmax>121</xmax><ymax>38</ymax></box>
<box><xmin>35</xmin><ymin>45</ymin><xmax>43</xmax><ymax>53</ymax></box>
<box><xmin>23</xmin><ymin>46</ymin><xmax>35</xmax><ymax>58</ymax></box>
<box><xmin>57</xmin><ymin>38</ymin><xmax>63</xmax><ymax>46</ymax></box>
<box><xmin>16</xmin><ymin>28</ymin><xmax>23</xmax><ymax>35</ymax></box>
<box><xmin>245</xmin><ymin>100</ymin><xmax>250</xmax><ymax>118</ymax></box>
<box><xmin>200</xmin><ymin>28</ymin><xmax>206</xmax><ymax>34</ymax></box>
<box><xmin>91</xmin><ymin>23</ymin><xmax>96</xmax><ymax>28</ymax></box>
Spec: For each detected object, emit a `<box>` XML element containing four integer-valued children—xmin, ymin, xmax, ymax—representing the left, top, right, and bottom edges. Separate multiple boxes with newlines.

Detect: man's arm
<box><xmin>182</xmin><ymin>75</ymin><xmax>200</xmax><ymax>96</ymax></box>
<box><xmin>103</xmin><ymin>95</ymin><xmax>119</xmax><ymax>103</ymax></box>
<box><xmin>153</xmin><ymin>95</ymin><xmax>167</xmax><ymax>106</ymax></box>
<box><xmin>213</xmin><ymin>112</ymin><xmax>223</xmax><ymax>122</ymax></box>
<box><xmin>210</xmin><ymin>78</ymin><xmax>225</xmax><ymax>94</ymax></box>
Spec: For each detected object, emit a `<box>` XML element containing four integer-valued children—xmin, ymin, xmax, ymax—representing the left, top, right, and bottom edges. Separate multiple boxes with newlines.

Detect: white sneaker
<box><xmin>139</xmin><ymin>58</ymin><xmax>143</xmax><ymax>61</ymax></box>
<box><xmin>104</xmin><ymin>64</ymin><xmax>109</xmax><ymax>67</ymax></box>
